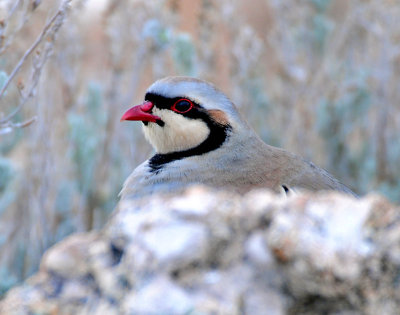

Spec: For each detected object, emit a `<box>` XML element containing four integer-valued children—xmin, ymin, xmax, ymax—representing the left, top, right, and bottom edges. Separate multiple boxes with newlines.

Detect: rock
<box><xmin>1</xmin><ymin>187</ymin><xmax>400</xmax><ymax>314</ymax></box>
<box><xmin>122</xmin><ymin>276</ymin><xmax>193</xmax><ymax>314</ymax></box>
<box><xmin>40</xmin><ymin>232</ymin><xmax>100</xmax><ymax>278</ymax></box>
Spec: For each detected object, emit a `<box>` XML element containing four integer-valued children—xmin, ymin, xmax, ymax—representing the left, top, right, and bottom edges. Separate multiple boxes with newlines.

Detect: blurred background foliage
<box><xmin>0</xmin><ymin>0</ymin><xmax>399</xmax><ymax>295</ymax></box>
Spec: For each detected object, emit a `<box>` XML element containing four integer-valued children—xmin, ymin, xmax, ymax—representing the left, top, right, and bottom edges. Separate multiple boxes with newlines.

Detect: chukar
<box><xmin>120</xmin><ymin>76</ymin><xmax>356</xmax><ymax>199</ymax></box>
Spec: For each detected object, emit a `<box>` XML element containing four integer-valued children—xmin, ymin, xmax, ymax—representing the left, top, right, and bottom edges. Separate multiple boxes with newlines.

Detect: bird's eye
<box><xmin>171</xmin><ymin>99</ymin><xmax>193</xmax><ymax>114</ymax></box>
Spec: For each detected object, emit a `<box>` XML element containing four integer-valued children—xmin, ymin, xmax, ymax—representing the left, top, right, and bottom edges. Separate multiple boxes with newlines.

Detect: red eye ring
<box><xmin>171</xmin><ymin>98</ymin><xmax>194</xmax><ymax>114</ymax></box>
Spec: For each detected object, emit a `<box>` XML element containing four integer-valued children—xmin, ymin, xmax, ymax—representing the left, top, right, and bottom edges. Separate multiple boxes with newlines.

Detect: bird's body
<box><xmin>120</xmin><ymin>76</ymin><xmax>356</xmax><ymax>199</ymax></box>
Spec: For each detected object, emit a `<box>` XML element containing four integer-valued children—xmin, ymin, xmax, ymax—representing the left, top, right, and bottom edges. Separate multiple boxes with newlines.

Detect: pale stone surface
<box><xmin>1</xmin><ymin>187</ymin><xmax>400</xmax><ymax>315</ymax></box>
<box><xmin>122</xmin><ymin>276</ymin><xmax>193</xmax><ymax>314</ymax></box>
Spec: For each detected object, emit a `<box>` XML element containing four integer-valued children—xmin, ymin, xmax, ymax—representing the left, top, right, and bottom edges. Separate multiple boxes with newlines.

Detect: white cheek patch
<box><xmin>142</xmin><ymin>108</ymin><xmax>210</xmax><ymax>154</ymax></box>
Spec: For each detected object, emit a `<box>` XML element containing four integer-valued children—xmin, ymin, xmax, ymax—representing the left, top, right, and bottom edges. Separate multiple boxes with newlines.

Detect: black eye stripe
<box><xmin>145</xmin><ymin>93</ymin><xmax>200</xmax><ymax>111</ymax></box>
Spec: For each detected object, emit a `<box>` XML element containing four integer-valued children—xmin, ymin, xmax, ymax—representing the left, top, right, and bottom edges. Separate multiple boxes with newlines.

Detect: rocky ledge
<box><xmin>1</xmin><ymin>187</ymin><xmax>399</xmax><ymax>314</ymax></box>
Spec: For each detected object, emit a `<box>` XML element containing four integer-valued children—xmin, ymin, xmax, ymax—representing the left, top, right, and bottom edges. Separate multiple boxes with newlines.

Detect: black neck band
<box><xmin>148</xmin><ymin>120</ymin><xmax>231</xmax><ymax>173</ymax></box>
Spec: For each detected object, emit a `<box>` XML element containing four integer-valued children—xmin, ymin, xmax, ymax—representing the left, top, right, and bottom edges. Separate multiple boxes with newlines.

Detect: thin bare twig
<box><xmin>7</xmin><ymin>0</ymin><xmax>22</xmax><ymax>22</ymax></box>
<box><xmin>0</xmin><ymin>0</ymin><xmax>71</xmax><ymax>110</ymax></box>
<box><xmin>0</xmin><ymin>116</ymin><xmax>37</xmax><ymax>135</ymax></box>
<box><xmin>0</xmin><ymin>0</ymin><xmax>33</xmax><ymax>56</ymax></box>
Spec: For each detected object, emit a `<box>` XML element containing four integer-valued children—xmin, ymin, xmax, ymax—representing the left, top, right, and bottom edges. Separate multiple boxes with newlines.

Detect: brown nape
<box><xmin>208</xmin><ymin>109</ymin><xmax>230</xmax><ymax>126</ymax></box>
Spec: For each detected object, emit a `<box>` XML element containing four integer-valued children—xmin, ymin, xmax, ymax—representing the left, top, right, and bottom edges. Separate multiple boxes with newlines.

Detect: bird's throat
<box><xmin>143</xmin><ymin>109</ymin><xmax>211</xmax><ymax>154</ymax></box>
<box><xmin>148</xmin><ymin>121</ymin><xmax>231</xmax><ymax>173</ymax></box>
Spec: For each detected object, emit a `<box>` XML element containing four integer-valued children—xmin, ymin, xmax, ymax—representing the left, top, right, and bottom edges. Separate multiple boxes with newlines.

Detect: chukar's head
<box><xmin>121</xmin><ymin>76</ymin><xmax>243</xmax><ymax>155</ymax></box>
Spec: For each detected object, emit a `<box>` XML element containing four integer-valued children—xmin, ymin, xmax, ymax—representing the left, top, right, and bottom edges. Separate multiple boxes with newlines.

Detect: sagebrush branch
<box><xmin>0</xmin><ymin>116</ymin><xmax>37</xmax><ymax>135</ymax></box>
<box><xmin>0</xmin><ymin>0</ymin><xmax>71</xmax><ymax>101</ymax></box>
<box><xmin>0</xmin><ymin>0</ymin><xmax>71</xmax><ymax>132</ymax></box>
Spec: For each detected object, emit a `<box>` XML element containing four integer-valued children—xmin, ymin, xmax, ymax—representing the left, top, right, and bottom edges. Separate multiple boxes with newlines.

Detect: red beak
<box><xmin>120</xmin><ymin>101</ymin><xmax>161</xmax><ymax>123</ymax></box>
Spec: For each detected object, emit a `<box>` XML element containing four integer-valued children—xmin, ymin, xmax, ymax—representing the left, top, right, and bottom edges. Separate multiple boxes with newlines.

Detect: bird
<box><xmin>119</xmin><ymin>76</ymin><xmax>357</xmax><ymax>199</ymax></box>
